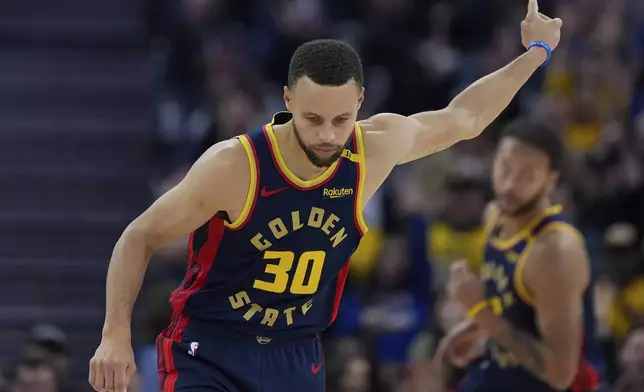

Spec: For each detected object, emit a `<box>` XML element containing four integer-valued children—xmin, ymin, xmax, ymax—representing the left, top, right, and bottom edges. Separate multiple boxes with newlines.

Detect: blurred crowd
<box><xmin>0</xmin><ymin>324</ymin><xmax>80</xmax><ymax>392</ymax></box>
<box><xmin>137</xmin><ymin>0</ymin><xmax>644</xmax><ymax>391</ymax></box>
<box><xmin>6</xmin><ymin>0</ymin><xmax>643</xmax><ymax>391</ymax></box>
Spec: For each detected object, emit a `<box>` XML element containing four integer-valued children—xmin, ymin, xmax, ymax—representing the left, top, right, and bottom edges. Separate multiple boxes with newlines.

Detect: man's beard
<box><xmin>498</xmin><ymin>185</ymin><xmax>547</xmax><ymax>217</ymax></box>
<box><xmin>293</xmin><ymin>122</ymin><xmax>349</xmax><ymax>168</ymax></box>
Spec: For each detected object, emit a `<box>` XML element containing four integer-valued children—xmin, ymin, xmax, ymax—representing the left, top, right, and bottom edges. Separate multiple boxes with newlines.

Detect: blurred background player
<box><xmin>434</xmin><ymin>119</ymin><xmax>605</xmax><ymax>392</ymax></box>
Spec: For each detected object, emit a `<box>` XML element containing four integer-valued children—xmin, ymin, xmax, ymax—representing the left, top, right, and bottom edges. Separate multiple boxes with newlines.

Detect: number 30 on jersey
<box><xmin>253</xmin><ymin>250</ymin><xmax>326</xmax><ymax>295</ymax></box>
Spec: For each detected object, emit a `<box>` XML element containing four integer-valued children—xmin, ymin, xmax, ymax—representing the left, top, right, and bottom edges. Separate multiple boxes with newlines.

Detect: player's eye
<box><xmin>500</xmin><ymin>162</ymin><xmax>511</xmax><ymax>177</ymax></box>
<box><xmin>333</xmin><ymin>117</ymin><xmax>349</xmax><ymax>125</ymax></box>
<box><xmin>305</xmin><ymin>116</ymin><xmax>322</xmax><ymax>125</ymax></box>
<box><xmin>515</xmin><ymin>168</ymin><xmax>534</xmax><ymax>183</ymax></box>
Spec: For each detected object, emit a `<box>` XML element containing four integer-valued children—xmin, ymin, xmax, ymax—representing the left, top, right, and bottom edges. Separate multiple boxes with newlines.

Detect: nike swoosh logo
<box><xmin>311</xmin><ymin>362</ymin><xmax>323</xmax><ymax>374</ymax></box>
<box><xmin>260</xmin><ymin>186</ymin><xmax>289</xmax><ymax>197</ymax></box>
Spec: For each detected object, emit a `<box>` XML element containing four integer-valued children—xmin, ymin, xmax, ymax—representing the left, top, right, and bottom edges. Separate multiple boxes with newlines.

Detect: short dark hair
<box><xmin>501</xmin><ymin>118</ymin><xmax>566</xmax><ymax>171</ymax></box>
<box><xmin>287</xmin><ymin>39</ymin><xmax>363</xmax><ymax>88</ymax></box>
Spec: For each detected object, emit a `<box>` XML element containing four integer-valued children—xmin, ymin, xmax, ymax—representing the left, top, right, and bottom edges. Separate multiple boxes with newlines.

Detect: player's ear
<box><xmin>283</xmin><ymin>86</ymin><xmax>293</xmax><ymax>112</ymax></box>
<box><xmin>357</xmin><ymin>87</ymin><xmax>365</xmax><ymax>110</ymax></box>
<box><xmin>546</xmin><ymin>171</ymin><xmax>560</xmax><ymax>194</ymax></box>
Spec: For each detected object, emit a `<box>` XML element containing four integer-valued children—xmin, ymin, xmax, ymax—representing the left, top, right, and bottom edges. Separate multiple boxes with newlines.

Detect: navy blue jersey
<box><xmin>476</xmin><ymin>204</ymin><xmax>605</xmax><ymax>392</ymax></box>
<box><xmin>167</xmin><ymin>112</ymin><xmax>367</xmax><ymax>340</ymax></box>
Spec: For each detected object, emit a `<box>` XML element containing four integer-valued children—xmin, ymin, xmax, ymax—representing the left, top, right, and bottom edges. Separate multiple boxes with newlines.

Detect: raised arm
<box><xmin>89</xmin><ymin>138</ymin><xmax>249</xmax><ymax>392</ymax></box>
<box><xmin>451</xmin><ymin>226</ymin><xmax>590</xmax><ymax>390</ymax></box>
<box><xmin>363</xmin><ymin>0</ymin><xmax>562</xmax><ymax>165</ymax></box>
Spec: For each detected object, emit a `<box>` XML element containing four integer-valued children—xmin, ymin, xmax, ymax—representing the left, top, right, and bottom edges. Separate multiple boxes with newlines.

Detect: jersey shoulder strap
<box><xmin>530</xmin><ymin>205</ymin><xmax>583</xmax><ymax>243</ymax></box>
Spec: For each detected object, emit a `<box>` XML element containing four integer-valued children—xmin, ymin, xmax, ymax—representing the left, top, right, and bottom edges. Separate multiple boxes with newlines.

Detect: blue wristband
<box><xmin>527</xmin><ymin>41</ymin><xmax>552</xmax><ymax>67</ymax></box>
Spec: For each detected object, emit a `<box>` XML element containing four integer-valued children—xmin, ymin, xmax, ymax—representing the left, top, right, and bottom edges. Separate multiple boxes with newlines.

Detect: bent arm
<box><xmin>102</xmin><ymin>139</ymin><xmax>248</xmax><ymax>338</ymax></box>
<box><xmin>472</xmin><ymin>227</ymin><xmax>589</xmax><ymax>389</ymax></box>
<box><xmin>366</xmin><ymin>49</ymin><xmax>546</xmax><ymax>165</ymax></box>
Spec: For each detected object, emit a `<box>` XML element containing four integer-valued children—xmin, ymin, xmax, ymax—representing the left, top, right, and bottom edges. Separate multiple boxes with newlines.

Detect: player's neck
<box><xmin>499</xmin><ymin>199</ymin><xmax>552</xmax><ymax>238</ymax></box>
<box><xmin>272</xmin><ymin>122</ymin><xmax>329</xmax><ymax>180</ymax></box>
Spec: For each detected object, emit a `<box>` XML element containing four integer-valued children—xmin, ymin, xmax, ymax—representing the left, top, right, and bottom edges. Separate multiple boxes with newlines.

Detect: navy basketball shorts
<box><xmin>157</xmin><ymin>319</ymin><xmax>325</xmax><ymax>392</ymax></box>
<box><xmin>457</xmin><ymin>358</ymin><xmax>604</xmax><ymax>392</ymax></box>
<box><xmin>457</xmin><ymin>359</ymin><xmax>506</xmax><ymax>392</ymax></box>
<box><xmin>457</xmin><ymin>358</ymin><xmax>548</xmax><ymax>392</ymax></box>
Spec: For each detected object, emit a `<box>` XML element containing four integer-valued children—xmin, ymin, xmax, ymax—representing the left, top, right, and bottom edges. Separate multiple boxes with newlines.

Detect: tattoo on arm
<box><xmin>492</xmin><ymin>321</ymin><xmax>547</xmax><ymax>376</ymax></box>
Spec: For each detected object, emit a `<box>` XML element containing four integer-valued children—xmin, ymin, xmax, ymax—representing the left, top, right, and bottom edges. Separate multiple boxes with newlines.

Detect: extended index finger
<box><xmin>527</xmin><ymin>0</ymin><xmax>538</xmax><ymax>18</ymax></box>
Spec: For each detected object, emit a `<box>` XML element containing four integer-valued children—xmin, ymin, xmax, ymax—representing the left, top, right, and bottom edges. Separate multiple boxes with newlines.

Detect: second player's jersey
<box><xmin>168</xmin><ymin>112</ymin><xmax>368</xmax><ymax>340</ymax></box>
<box><xmin>478</xmin><ymin>205</ymin><xmax>605</xmax><ymax>392</ymax></box>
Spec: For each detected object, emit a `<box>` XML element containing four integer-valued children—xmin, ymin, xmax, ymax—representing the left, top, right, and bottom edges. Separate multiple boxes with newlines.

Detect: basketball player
<box><xmin>89</xmin><ymin>1</ymin><xmax>562</xmax><ymax>391</ymax></box>
<box><xmin>437</xmin><ymin>119</ymin><xmax>605</xmax><ymax>392</ymax></box>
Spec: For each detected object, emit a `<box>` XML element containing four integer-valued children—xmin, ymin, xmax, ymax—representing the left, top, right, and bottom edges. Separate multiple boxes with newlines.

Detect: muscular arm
<box><xmin>102</xmin><ymin>139</ymin><xmax>249</xmax><ymax>338</ymax></box>
<box><xmin>473</xmin><ymin>227</ymin><xmax>590</xmax><ymax>389</ymax></box>
<box><xmin>363</xmin><ymin>49</ymin><xmax>546</xmax><ymax>165</ymax></box>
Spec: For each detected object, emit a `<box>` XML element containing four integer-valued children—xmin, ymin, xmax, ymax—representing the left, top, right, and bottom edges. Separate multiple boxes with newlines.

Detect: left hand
<box><xmin>448</xmin><ymin>261</ymin><xmax>486</xmax><ymax>311</ymax></box>
<box><xmin>521</xmin><ymin>0</ymin><xmax>563</xmax><ymax>51</ymax></box>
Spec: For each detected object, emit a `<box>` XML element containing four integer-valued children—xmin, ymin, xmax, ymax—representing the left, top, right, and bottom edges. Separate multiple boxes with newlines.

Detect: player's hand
<box><xmin>89</xmin><ymin>335</ymin><xmax>136</xmax><ymax>392</ymax></box>
<box><xmin>521</xmin><ymin>0</ymin><xmax>562</xmax><ymax>51</ymax></box>
<box><xmin>448</xmin><ymin>261</ymin><xmax>485</xmax><ymax>312</ymax></box>
<box><xmin>435</xmin><ymin>320</ymin><xmax>485</xmax><ymax>368</ymax></box>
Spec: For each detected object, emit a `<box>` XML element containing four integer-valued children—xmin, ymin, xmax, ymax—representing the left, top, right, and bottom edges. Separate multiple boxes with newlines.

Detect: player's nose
<box><xmin>317</xmin><ymin>126</ymin><xmax>335</xmax><ymax>144</ymax></box>
<box><xmin>498</xmin><ymin>177</ymin><xmax>518</xmax><ymax>194</ymax></box>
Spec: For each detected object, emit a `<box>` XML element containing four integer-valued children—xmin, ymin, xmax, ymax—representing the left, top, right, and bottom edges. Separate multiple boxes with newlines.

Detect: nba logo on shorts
<box><xmin>188</xmin><ymin>342</ymin><xmax>199</xmax><ymax>356</ymax></box>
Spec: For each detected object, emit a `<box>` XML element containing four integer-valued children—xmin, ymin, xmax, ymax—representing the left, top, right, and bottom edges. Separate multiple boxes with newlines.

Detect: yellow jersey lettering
<box><xmin>268</xmin><ymin>218</ymin><xmax>288</xmax><ymax>239</ymax></box>
<box><xmin>506</xmin><ymin>251</ymin><xmax>519</xmax><ymax>263</ymax></box>
<box><xmin>489</xmin><ymin>296</ymin><xmax>503</xmax><ymax>315</ymax></box>
<box><xmin>302</xmin><ymin>299</ymin><xmax>314</xmax><ymax>315</ymax></box>
<box><xmin>250</xmin><ymin>208</ymin><xmax>349</xmax><ymax>249</ymax></box>
<box><xmin>490</xmin><ymin>346</ymin><xmax>505</xmax><ymax>368</ymax></box>
<box><xmin>481</xmin><ymin>263</ymin><xmax>493</xmax><ymax>281</ymax></box>
<box><xmin>323</xmin><ymin>188</ymin><xmax>354</xmax><ymax>198</ymax></box>
<box><xmin>308</xmin><ymin>207</ymin><xmax>325</xmax><ymax>228</ymax></box>
<box><xmin>251</xmin><ymin>233</ymin><xmax>272</xmax><ymax>251</ymax></box>
<box><xmin>227</xmin><ymin>291</ymin><xmax>318</xmax><ymax>328</ymax></box>
<box><xmin>503</xmin><ymin>292</ymin><xmax>515</xmax><ymax>307</ymax></box>
<box><xmin>228</xmin><ymin>291</ymin><xmax>251</xmax><ymax>309</ymax></box>
<box><xmin>283</xmin><ymin>306</ymin><xmax>296</xmax><ymax>325</ymax></box>
<box><xmin>291</xmin><ymin>211</ymin><xmax>303</xmax><ymax>231</ymax></box>
<box><xmin>254</xmin><ymin>251</ymin><xmax>326</xmax><ymax>295</ymax></box>
<box><xmin>330</xmin><ymin>227</ymin><xmax>347</xmax><ymax>248</ymax></box>
<box><xmin>491</xmin><ymin>345</ymin><xmax>519</xmax><ymax>368</ymax></box>
<box><xmin>321</xmin><ymin>213</ymin><xmax>339</xmax><ymax>235</ymax></box>
<box><xmin>260</xmin><ymin>308</ymin><xmax>279</xmax><ymax>327</ymax></box>
<box><xmin>290</xmin><ymin>251</ymin><xmax>325</xmax><ymax>294</ymax></box>
<box><xmin>494</xmin><ymin>266</ymin><xmax>508</xmax><ymax>291</ymax></box>
<box><xmin>243</xmin><ymin>303</ymin><xmax>263</xmax><ymax>321</ymax></box>
<box><xmin>253</xmin><ymin>251</ymin><xmax>294</xmax><ymax>293</ymax></box>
